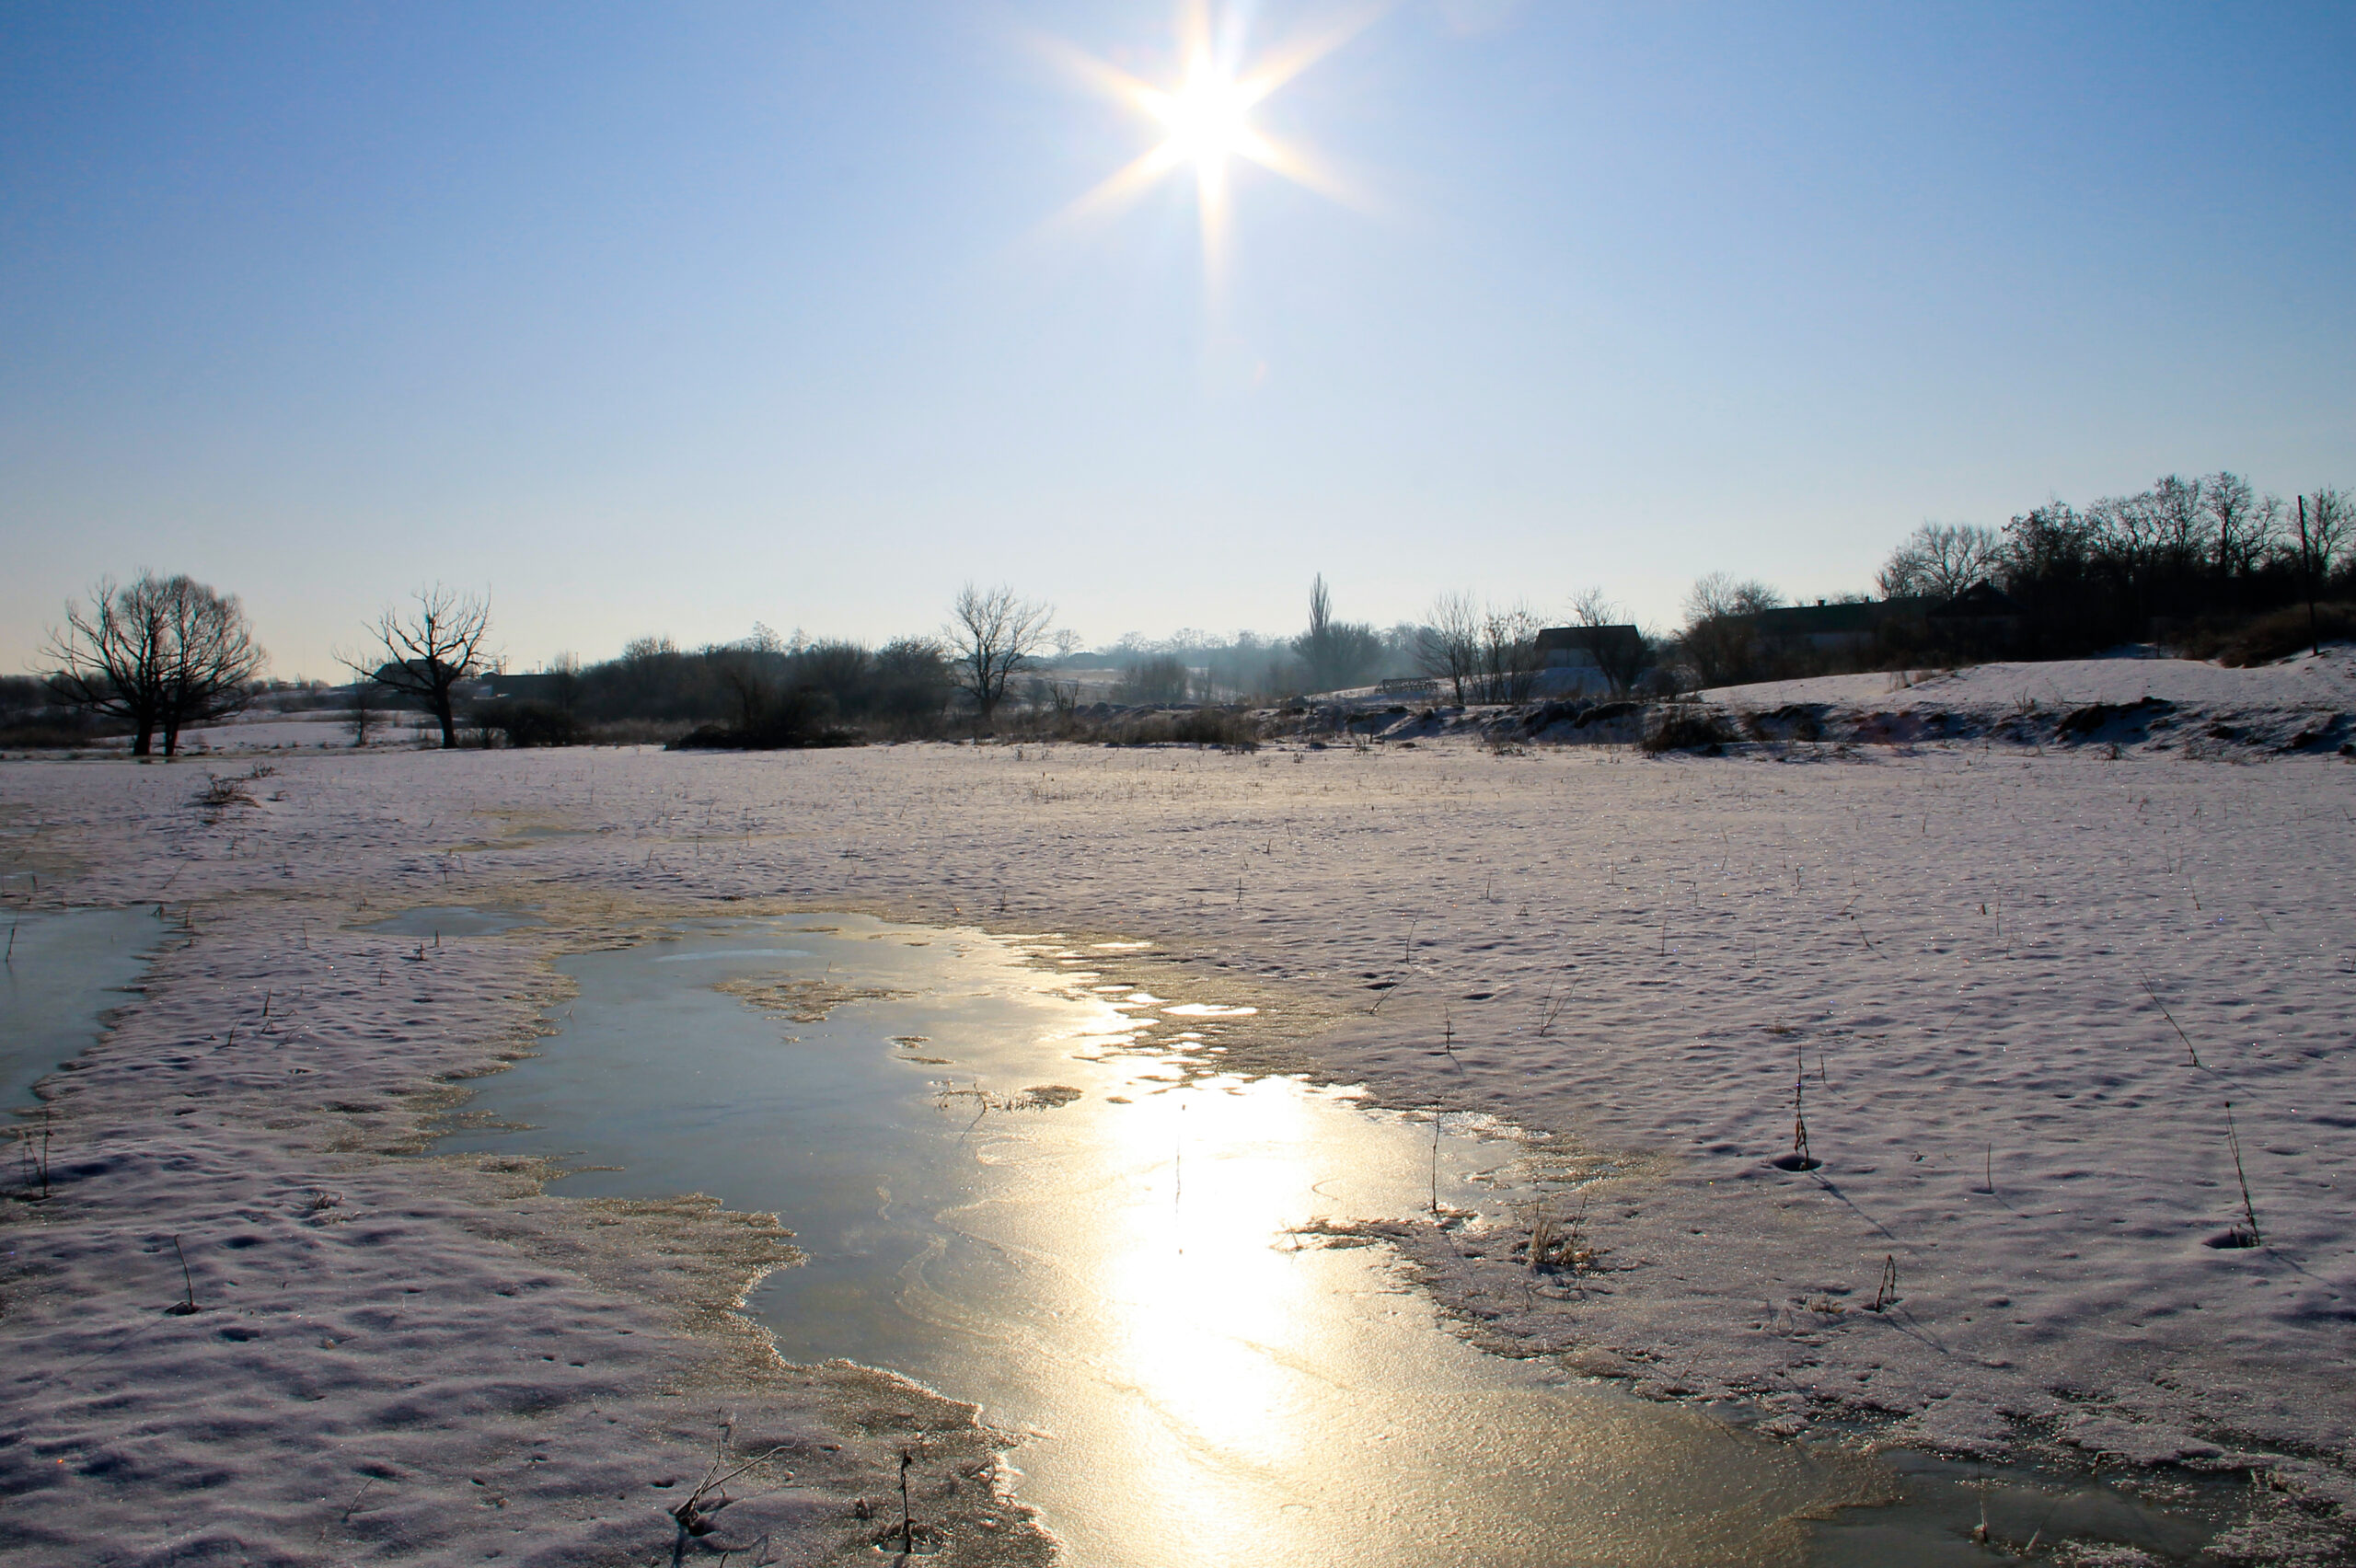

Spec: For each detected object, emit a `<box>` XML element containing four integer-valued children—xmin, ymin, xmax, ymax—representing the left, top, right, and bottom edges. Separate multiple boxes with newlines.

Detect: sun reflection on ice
<box><xmin>1103</xmin><ymin>1078</ymin><xmax>1325</xmax><ymax>1482</ymax></box>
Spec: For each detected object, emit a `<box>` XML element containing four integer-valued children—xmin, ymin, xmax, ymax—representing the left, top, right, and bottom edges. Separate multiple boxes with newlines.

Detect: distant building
<box><xmin>1757</xmin><ymin>600</ymin><xmax>1887</xmax><ymax>654</ymax></box>
<box><xmin>1532</xmin><ymin>624</ymin><xmax>1645</xmax><ymax>699</ymax></box>
<box><xmin>1751</xmin><ymin>597</ymin><xmax>1931</xmax><ymax>656</ymax></box>
<box><xmin>1533</xmin><ymin>624</ymin><xmax>1644</xmax><ymax>669</ymax></box>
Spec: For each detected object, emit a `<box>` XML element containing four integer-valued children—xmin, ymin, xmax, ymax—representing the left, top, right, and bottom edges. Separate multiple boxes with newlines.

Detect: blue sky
<box><xmin>5</xmin><ymin>1</ymin><xmax>2351</xmax><ymax>676</ymax></box>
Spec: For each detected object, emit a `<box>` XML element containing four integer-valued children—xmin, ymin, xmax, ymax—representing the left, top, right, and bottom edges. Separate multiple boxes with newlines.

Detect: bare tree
<box><xmin>343</xmin><ymin>586</ymin><xmax>494</xmax><ymax>749</ymax></box>
<box><xmin>2200</xmin><ymin>471</ymin><xmax>2272</xmax><ymax>578</ymax></box>
<box><xmin>44</xmin><ymin>572</ymin><xmax>266</xmax><ymax>757</ymax></box>
<box><xmin>1416</xmin><ymin>590</ymin><xmax>1483</xmax><ymax>705</ymax></box>
<box><xmin>1567</xmin><ymin>588</ymin><xmax>1649</xmax><ymax>696</ymax></box>
<box><xmin>1680</xmin><ymin>572</ymin><xmax>1782</xmax><ymax>688</ymax></box>
<box><xmin>1477</xmin><ymin>603</ymin><xmax>1543</xmax><ymax>703</ymax></box>
<box><xmin>2150</xmin><ymin>474</ymin><xmax>2206</xmax><ymax>571</ymax></box>
<box><xmin>1116</xmin><ymin>654</ymin><xmax>1191</xmax><ymax>706</ymax></box>
<box><xmin>947</xmin><ymin>582</ymin><xmax>1053</xmax><ymax>729</ymax></box>
<box><xmin>349</xmin><ymin>676</ymin><xmax>380</xmax><ymax>747</ymax></box>
<box><xmin>2292</xmin><ymin>488</ymin><xmax>2351</xmax><ymax>656</ymax></box>
<box><xmin>1876</xmin><ymin>523</ymin><xmax>2004</xmax><ymax>601</ymax></box>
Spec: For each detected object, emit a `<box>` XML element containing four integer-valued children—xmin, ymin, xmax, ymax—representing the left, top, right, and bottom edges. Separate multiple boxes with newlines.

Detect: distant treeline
<box><xmin>481</xmin><ymin>632</ymin><xmax>957</xmax><ymax>746</ymax></box>
<box><xmin>1970</xmin><ymin>474</ymin><xmax>2349</xmax><ymax>656</ymax></box>
<box><xmin>1679</xmin><ymin>473</ymin><xmax>2353</xmax><ymax>686</ymax></box>
<box><xmin>15</xmin><ymin>470</ymin><xmax>2349</xmax><ymax>754</ymax></box>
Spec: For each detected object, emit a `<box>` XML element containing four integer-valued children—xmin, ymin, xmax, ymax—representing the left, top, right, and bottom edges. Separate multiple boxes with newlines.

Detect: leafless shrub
<box><xmin>1098</xmin><ymin>707</ymin><xmax>1261</xmax><ymax>749</ymax></box>
<box><xmin>1640</xmin><ymin>705</ymin><xmax>1732</xmax><ymax>754</ymax></box>
<box><xmin>197</xmin><ymin>774</ymin><xmax>257</xmax><ymax>811</ymax></box>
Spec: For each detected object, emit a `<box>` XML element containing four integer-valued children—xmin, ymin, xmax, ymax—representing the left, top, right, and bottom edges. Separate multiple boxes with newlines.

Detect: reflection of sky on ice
<box><xmin>650</xmin><ymin>948</ymin><xmax>813</xmax><ymax>963</ymax></box>
<box><xmin>0</xmin><ymin>907</ymin><xmax>167</xmax><ymax>1107</ymax></box>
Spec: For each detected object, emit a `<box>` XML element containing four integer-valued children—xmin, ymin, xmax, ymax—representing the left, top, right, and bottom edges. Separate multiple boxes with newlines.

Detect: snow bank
<box><xmin>1698</xmin><ymin>646</ymin><xmax>2356</xmax><ymax>755</ymax></box>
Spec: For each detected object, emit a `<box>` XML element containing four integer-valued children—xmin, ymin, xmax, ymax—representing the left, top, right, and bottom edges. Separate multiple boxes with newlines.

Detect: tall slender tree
<box><xmin>2292</xmin><ymin>489</ymin><xmax>2350</xmax><ymax>656</ymax></box>
<box><xmin>1291</xmin><ymin>575</ymin><xmax>1382</xmax><ymax>693</ymax></box>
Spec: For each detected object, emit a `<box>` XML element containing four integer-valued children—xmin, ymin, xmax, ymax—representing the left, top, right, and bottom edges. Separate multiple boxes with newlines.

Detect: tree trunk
<box><xmin>433</xmin><ymin>696</ymin><xmax>457</xmax><ymax>749</ymax></box>
<box><xmin>132</xmin><ymin>724</ymin><xmax>154</xmax><ymax>756</ymax></box>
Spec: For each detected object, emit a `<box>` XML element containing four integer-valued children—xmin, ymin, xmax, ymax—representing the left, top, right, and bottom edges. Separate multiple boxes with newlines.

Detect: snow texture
<box><xmin>3</xmin><ymin>655</ymin><xmax>2353</xmax><ymax>1558</ymax></box>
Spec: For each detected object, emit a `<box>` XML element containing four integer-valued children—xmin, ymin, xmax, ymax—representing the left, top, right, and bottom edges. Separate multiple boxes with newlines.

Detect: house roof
<box><xmin>1928</xmin><ymin>580</ymin><xmax>2021</xmax><ymax>617</ymax></box>
<box><xmin>1754</xmin><ymin>601</ymin><xmax>1883</xmax><ymax>637</ymax></box>
<box><xmin>1534</xmin><ymin>624</ymin><xmax>1642</xmax><ymax>653</ymax></box>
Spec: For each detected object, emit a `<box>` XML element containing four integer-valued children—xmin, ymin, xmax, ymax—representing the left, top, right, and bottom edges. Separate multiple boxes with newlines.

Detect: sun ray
<box><xmin>1232</xmin><ymin>2</ymin><xmax>1391</xmax><ymax>104</ymax></box>
<box><xmin>1034</xmin><ymin>2</ymin><xmax>1382</xmax><ymax>287</ymax></box>
<box><xmin>1230</xmin><ymin>129</ymin><xmax>1368</xmax><ymax>212</ymax></box>
<box><xmin>1043</xmin><ymin>140</ymin><xmax>1192</xmax><ymax>236</ymax></box>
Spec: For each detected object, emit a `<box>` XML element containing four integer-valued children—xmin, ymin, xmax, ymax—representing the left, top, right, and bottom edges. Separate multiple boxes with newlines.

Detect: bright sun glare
<box><xmin>1048</xmin><ymin>3</ymin><xmax>1376</xmax><ymax>279</ymax></box>
<box><xmin>1151</xmin><ymin>66</ymin><xmax>1265</xmax><ymax>175</ymax></box>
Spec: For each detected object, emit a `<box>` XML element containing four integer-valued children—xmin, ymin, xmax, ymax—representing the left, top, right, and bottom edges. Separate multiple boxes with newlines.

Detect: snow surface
<box><xmin>1697</xmin><ymin>647</ymin><xmax>2356</xmax><ymax>755</ymax></box>
<box><xmin>4</xmin><ymin>664</ymin><xmax>2354</xmax><ymax>1558</ymax></box>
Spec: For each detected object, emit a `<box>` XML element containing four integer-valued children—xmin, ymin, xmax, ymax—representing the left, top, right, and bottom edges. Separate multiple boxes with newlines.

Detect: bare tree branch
<box><xmin>946</xmin><ymin>583</ymin><xmax>1053</xmax><ymax>730</ymax></box>
<box><xmin>43</xmin><ymin>573</ymin><xmax>266</xmax><ymax>756</ymax></box>
<box><xmin>1876</xmin><ymin>523</ymin><xmax>2003</xmax><ymax>601</ymax></box>
<box><xmin>1567</xmin><ymin>588</ymin><xmax>1648</xmax><ymax>696</ymax></box>
<box><xmin>1680</xmin><ymin>572</ymin><xmax>1783</xmax><ymax>688</ymax></box>
<box><xmin>341</xmin><ymin>586</ymin><xmax>494</xmax><ymax>749</ymax></box>
<box><xmin>1416</xmin><ymin>591</ymin><xmax>1482</xmax><ymax>705</ymax></box>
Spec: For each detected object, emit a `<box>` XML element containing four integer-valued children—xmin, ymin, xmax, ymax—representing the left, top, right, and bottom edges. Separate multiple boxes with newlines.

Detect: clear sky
<box><xmin>5</xmin><ymin>1</ymin><xmax>2351</xmax><ymax>678</ymax></box>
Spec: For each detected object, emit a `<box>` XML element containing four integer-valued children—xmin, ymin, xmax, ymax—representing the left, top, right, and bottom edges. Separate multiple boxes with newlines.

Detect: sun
<box><xmin>1045</xmin><ymin>3</ymin><xmax>1378</xmax><ymax>281</ymax></box>
<box><xmin>1149</xmin><ymin>64</ymin><xmax>1268</xmax><ymax>179</ymax></box>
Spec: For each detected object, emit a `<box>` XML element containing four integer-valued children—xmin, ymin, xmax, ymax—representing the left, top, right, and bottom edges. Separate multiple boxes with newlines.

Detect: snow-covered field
<box><xmin>76</xmin><ymin>710</ymin><xmax>436</xmax><ymax>754</ymax></box>
<box><xmin>4</xmin><ymin>654</ymin><xmax>2353</xmax><ymax>1562</ymax></box>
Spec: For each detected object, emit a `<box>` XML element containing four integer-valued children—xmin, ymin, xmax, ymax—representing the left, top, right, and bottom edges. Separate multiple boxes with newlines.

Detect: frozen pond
<box><xmin>436</xmin><ymin>913</ymin><xmax>2246</xmax><ymax>1566</ymax></box>
<box><xmin>0</xmin><ymin>906</ymin><xmax>168</xmax><ymax>1108</ymax></box>
<box><xmin>355</xmin><ymin>904</ymin><xmax>539</xmax><ymax>940</ymax></box>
